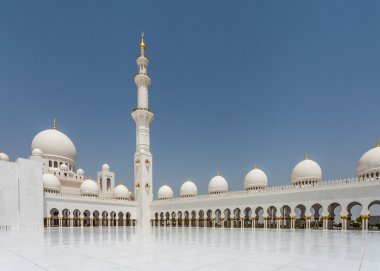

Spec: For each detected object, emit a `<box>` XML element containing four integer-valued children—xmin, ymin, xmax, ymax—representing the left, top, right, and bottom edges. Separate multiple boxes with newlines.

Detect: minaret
<box><xmin>132</xmin><ymin>32</ymin><xmax>154</xmax><ymax>227</ymax></box>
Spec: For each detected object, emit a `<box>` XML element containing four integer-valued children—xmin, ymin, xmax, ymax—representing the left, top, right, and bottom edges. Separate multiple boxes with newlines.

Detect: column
<box><xmin>362</xmin><ymin>215</ymin><xmax>369</xmax><ymax>231</ymax></box>
<box><xmin>290</xmin><ymin>216</ymin><xmax>296</xmax><ymax>229</ymax></box>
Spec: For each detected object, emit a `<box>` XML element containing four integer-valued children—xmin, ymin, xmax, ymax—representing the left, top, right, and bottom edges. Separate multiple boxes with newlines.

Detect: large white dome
<box><xmin>158</xmin><ymin>184</ymin><xmax>173</xmax><ymax>200</ymax></box>
<box><xmin>291</xmin><ymin>155</ymin><xmax>322</xmax><ymax>185</ymax></box>
<box><xmin>357</xmin><ymin>143</ymin><xmax>380</xmax><ymax>178</ymax></box>
<box><xmin>208</xmin><ymin>173</ymin><xmax>228</xmax><ymax>194</ymax></box>
<box><xmin>43</xmin><ymin>173</ymin><xmax>61</xmax><ymax>192</ymax></box>
<box><xmin>180</xmin><ymin>179</ymin><xmax>198</xmax><ymax>197</ymax></box>
<box><xmin>113</xmin><ymin>184</ymin><xmax>130</xmax><ymax>199</ymax></box>
<box><xmin>31</xmin><ymin>128</ymin><xmax>76</xmax><ymax>163</ymax></box>
<box><xmin>244</xmin><ymin>167</ymin><xmax>268</xmax><ymax>190</ymax></box>
<box><xmin>0</xmin><ymin>152</ymin><xmax>9</xmax><ymax>161</ymax></box>
<box><xmin>80</xmin><ymin>179</ymin><xmax>99</xmax><ymax>196</ymax></box>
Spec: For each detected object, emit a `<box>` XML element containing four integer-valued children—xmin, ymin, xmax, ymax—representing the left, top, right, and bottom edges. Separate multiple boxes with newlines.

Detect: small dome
<box><xmin>208</xmin><ymin>173</ymin><xmax>228</xmax><ymax>194</ymax></box>
<box><xmin>80</xmin><ymin>179</ymin><xmax>99</xmax><ymax>196</ymax></box>
<box><xmin>102</xmin><ymin>164</ymin><xmax>110</xmax><ymax>171</ymax></box>
<box><xmin>291</xmin><ymin>155</ymin><xmax>322</xmax><ymax>184</ymax></box>
<box><xmin>31</xmin><ymin>128</ymin><xmax>76</xmax><ymax>163</ymax></box>
<box><xmin>43</xmin><ymin>173</ymin><xmax>61</xmax><ymax>192</ymax></box>
<box><xmin>244</xmin><ymin>167</ymin><xmax>268</xmax><ymax>190</ymax></box>
<box><xmin>113</xmin><ymin>184</ymin><xmax>130</xmax><ymax>199</ymax></box>
<box><xmin>0</xmin><ymin>152</ymin><xmax>10</xmax><ymax>161</ymax></box>
<box><xmin>32</xmin><ymin>148</ymin><xmax>43</xmax><ymax>157</ymax></box>
<box><xmin>158</xmin><ymin>184</ymin><xmax>173</xmax><ymax>200</ymax></box>
<box><xmin>180</xmin><ymin>179</ymin><xmax>198</xmax><ymax>197</ymax></box>
<box><xmin>76</xmin><ymin>168</ymin><xmax>84</xmax><ymax>175</ymax></box>
<box><xmin>357</xmin><ymin>142</ymin><xmax>380</xmax><ymax>177</ymax></box>
<box><xmin>60</xmin><ymin>164</ymin><xmax>68</xmax><ymax>171</ymax></box>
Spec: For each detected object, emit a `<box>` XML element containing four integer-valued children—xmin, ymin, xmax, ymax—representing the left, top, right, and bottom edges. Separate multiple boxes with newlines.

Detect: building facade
<box><xmin>0</xmin><ymin>35</ymin><xmax>380</xmax><ymax>231</ymax></box>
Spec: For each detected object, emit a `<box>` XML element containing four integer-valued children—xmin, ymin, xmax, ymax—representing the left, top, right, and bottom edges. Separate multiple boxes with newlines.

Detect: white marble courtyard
<box><xmin>0</xmin><ymin>228</ymin><xmax>379</xmax><ymax>271</ymax></box>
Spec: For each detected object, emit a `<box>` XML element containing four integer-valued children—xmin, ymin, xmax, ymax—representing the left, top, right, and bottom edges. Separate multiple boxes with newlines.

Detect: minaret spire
<box><xmin>53</xmin><ymin>118</ymin><xmax>57</xmax><ymax>130</ymax></box>
<box><xmin>132</xmin><ymin>33</ymin><xmax>154</xmax><ymax>227</ymax></box>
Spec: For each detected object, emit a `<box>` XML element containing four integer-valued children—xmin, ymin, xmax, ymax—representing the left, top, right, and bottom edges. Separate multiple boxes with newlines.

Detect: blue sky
<box><xmin>1</xmin><ymin>1</ymin><xmax>380</xmax><ymax>196</ymax></box>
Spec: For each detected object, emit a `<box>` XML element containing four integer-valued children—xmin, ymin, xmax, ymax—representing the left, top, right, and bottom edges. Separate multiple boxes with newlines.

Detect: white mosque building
<box><xmin>0</xmin><ymin>34</ymin><xmax>380</xmax><ymax>231</ymax></box>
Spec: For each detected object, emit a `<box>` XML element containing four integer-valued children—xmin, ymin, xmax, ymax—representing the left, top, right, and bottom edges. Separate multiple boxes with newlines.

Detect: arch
<box><xmin>50</xmin><ymin>208</ymin><xmax>59</xmax><ymax>227</ymax></box>
<box><xmin>160</xmin><ymin>212</ymin><xmax>164</xmax><ymax>227</ymax></box>
<box><xmin>73</xmin><ymin>209</ymin><xmax>81</xmax><ymax>227</ymax></box>
<box><xmin>215</xmin><ymin>209</ymin><xmax>222</xmax><ymax>228</ymax></box>
<box><xmin>294</xmin><ymin>204</ymin><xmax>306</xmax><ymax>229</ymax></box>
<box><xmin>126</xmin><ymin>212</ymin><xmax>131</xmax><ymax>226</ymax></box>
<box><xmin>93</xmin><ymin>210</ymin><xmax>100</xmax><ymax>227</ymax></box>
<box><xmin>83</xmin><ymin>210</ymin><xmax>91</xmax><ymax>227</ymax></box>
<box><xmin>184</xmin><ymin>211</ymin><xmax>190</xmax><ymax>227</ymax></box>
<box><xmin>254</xmin><ymin>206</ymin><xmax>264</xmax><ymax>228</ymax></box>
<box><xmin>198</xmin><ymin>210</ymin><xmax>204</xmax><ymax>227</ymax></box>
<box><xmin>118</xmin><ymin>212</ymin><xmax>124</xmax><ymax>226</ymax></box>
<box><xmin>280</xmin><ymin>205</ymin><xmax>291</xmax><ymax>229</ymax></box>
<box><xmin>165</xmin><ymin>212</ymin><xmax>170</xmax><ymax>227</ymax></box>
<box><xmin>110</xmin><ymin>211</ymin><xmax>116</xmax><ymax>226</ymax></box>
<box><xmin>154</xmin><ymin>212</ymin><xmax>158</xmax><ymax>227</ymax></box>
<box><xmin>206</xmin><ymin>209</ymin><xmax>213</xmax><ymax>227</ymax></box>
<box><xmin>102</xmin><ymin>211</ymin><xmax>108</xmax><ymax>227</ymax></box>
<box><xmin>267</xmin><ymin>206</ymin><xmax>277</xmax><ymax>229</ymax></box>
<box><xmin>223</xmin><ymin>208</ymin><xmax>231</xmax><ymax>228</ymax></box>
<box><xmin>171</xmin><ymin>211</ymin><xmax>176</xmax><ymax>227</ymax></box>
<box><xmin>327</xmin><ymin>202</ymin><xmax>342</xmax><ymax>230</ymax></box>
<box><xmin>177</xmin><ymin>211</ymin><xmax>183</xmax><ymax>227</ymax></box>
<box><xmin>243</xmin><ymin>207</ymin><xmax>252</xmax><ymax>228</ymax></box>
<box><xmin>233</xmin><ymin>208</ymin><xmax>241</xmax><ymax>228</ymax></box>
<box><xmin>62</xmin><ymin>209</ymin><xmax>70</xmax><ymax>227</ymax></box>
<box><xmin>310</xmin><ymin>203</ymin><xmax>323</xmax><ymax>229</ymax></box>
<box><xmin>368</xmin><ymin>200</ymin><xmax>380</xmax><ymax>231</ymax></box>
<box><xmin>346</xmin><ymin>202</ymin><xmax>363</xmax><ymax>230</ymax></box>
<box><xmin>191</xmin><ymin>210</ymin><xmax>197</xmax><ymax>227</ymax></box>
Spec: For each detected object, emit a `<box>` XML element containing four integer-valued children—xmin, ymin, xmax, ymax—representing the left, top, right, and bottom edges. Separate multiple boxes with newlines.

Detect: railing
<box><xmin>152</xmin><ymin>177</ymin><xmax>380</xmax><ymax>203</ymax></box>
<box><xmin>132</xmin><ymin>107</ymin><xmax>153</xmax><ymax>113</ymax></box>
<box><xmin>44</xmin><ymin>192</ymin><xmax>136</xmax><ymax>204</ymax></box>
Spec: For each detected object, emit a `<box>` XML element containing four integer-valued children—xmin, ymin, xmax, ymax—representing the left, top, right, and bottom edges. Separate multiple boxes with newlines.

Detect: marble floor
<box><xmin>0</xmin><ymin>227</ymin><xmax>379</xmax><ymax>271</ymax></box>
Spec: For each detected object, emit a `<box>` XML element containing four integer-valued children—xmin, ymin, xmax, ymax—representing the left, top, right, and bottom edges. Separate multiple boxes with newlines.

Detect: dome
<box><xmin>0</xmin><ymin>152</ymin><xmax>9</xmax><ymax>161</ymax></box>
<box><xmin>157</xmin><ymin>184</ymin><xmax>173</xmax><ymax>200</ymax></box>
<box><xmin>357</xmin><ymin>142</ymin><xmax>380</xmax><ymax>177</ymax></box>
<box><xmin>32</xmin><ymin>148</ymin><xmax>43</xmax><ymax>157</ymax></box>
<box><xmin>291</xmin><ymin>154</ymin><xmax>322</xmax><ymax>184</ymax></box>
<box><xmin>102</xmin><ymin>164</ymin><xmax>110</xmax><ymax>171</ymax></box>
<box><xmin>113</xmin><ymin>184</ymin><xmax>130</xmax><ymax>199</ymax></box>
<box><xmin>244</xmin><ymin>167</ymin><xmax>268</xmax><ymax>190</ymax></box>
<box><xmin>60</xmin><ymin>164</ymin><xmax>68</xmax><ymax>171</ymax></box>
<box><xmin>43</xmin><ymin>173</ymin><xmax>61</xmax><ymax>192</ymax></box>
<box><xmin>180</xmin><ymin>179</ymin><xmax>198</xmax><ymax>197</ymax></box>
<box><xmin>208</xmin><ymin>173</ymin><xmax>228</xmax><ymax>194</ymax></box>
<box><xmin>31</xmin><ymin>127</ymin><xmax>76</xmax><ymax>163</ymax></box>
<box><xmin>76</xmin><ymin>168</ymin><xmax>84</xmax><ymax>175</ymax></box>
<box><xmin>80</xmin><ymin>179</ymin><xmax>99</xmax><ymax>196</ymax></box>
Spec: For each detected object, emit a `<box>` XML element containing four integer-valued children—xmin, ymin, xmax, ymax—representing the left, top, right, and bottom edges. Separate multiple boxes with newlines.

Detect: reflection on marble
<box><xmin>0</xmin><ymin>228</ymin><xmax>379</xmax><ymax>270</ymax></box>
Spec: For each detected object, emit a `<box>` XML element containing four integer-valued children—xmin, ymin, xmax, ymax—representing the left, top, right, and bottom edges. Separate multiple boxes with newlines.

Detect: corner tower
<box><xmin>132</xmin><ymin>33</ymin><xmax>154</xmax><ymax>227</ymax></box>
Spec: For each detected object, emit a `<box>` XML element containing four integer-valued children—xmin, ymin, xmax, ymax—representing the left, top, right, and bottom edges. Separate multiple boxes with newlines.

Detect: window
<box><xmin>54</xmin><ymin>161</ymin><xmax>58</xmax><ymax>168</ymax></box>
<box><xmin>107</xmin><ymin>178</ymin><xmax>111</xmax><ymax>191</ymax></box>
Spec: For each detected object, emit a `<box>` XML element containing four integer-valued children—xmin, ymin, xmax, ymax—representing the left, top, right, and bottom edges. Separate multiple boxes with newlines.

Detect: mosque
<box><xmin>0</xmin><ymin>34</ymin><xmax>380</xmax><ymax>231</ymax></box>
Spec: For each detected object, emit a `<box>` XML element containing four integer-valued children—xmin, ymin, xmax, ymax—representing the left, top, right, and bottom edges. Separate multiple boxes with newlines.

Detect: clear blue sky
<box><xmin>1</xmin><ymin>1</ymin><xmax>379</xmax><ymax>196</ymax></box>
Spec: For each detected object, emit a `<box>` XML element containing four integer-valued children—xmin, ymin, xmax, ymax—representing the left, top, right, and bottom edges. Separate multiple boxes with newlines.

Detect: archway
<box><xmin>93</xmin><ymin>211</ymin><xmax>100</xmax><ymax>227</ymax></box>
<box><xmin>233</xmin><ymin>208</ymin><xmax>241</xmax><ymax>228</ymax></box>
<box><xmin>118</xmin><ymin>212</ymin><xmax>124</xmax><ymax>226</ymax></box>
<box><xmin>280</xmin><ymin>205</ymin><xmax>291</xmax><ymax>229</ymax></box>
<box><xmin>347</xmin><ymin>202</ymin><xmax>363</xmax><ymax>230</ymax></box>
<box><xmin>254</xmin><ymin>207</ymin><xmax>264</xmax><ymax>228</ymax></box>
<box><xmin>224</xmin><ymin>208</ymin><xmax>231</xmax><ymax>228</ymax></box>
<box><xmin>310</xmin><ymin>203</ymin><xmax>323</xmax><ymax>229</ymax></box>
<box><xmin>159</xmin><ymin>212</ymin><xmax>164</xmax><ymax>226</ymax></box>
<box><xmin>126</xmin><ymin>212</ymin><xmax>131</xmax><ymax>226</ymax></box>
<box><xmin>154</xmin><ymin>212</ymin><xmax>158</xmax><ymax>227</ymax></box>
<box><xmin>368</xmin><ymin>200</ymin><xmax>380</xmax><ymax>231</ymax></box>
<box><xmin>267</xmin><ymin>206</ymin><xmax>277</xmax><ymax>229</ymax></box>
<box><xmin>191</xmin><ymin>210</ymin><xmax>196</xmax><ymax>227</ymax></box>
<box><xmin>83</xmin><ymin>210</ymin><xmax>91</xmax><ymax>227</ymax></box>
<box><xmin>198</xmin><ymin>210</ymin><xmax>204</xmax><ymax>227</ymax></box>
<box><xmin>165</xmin><ymin>212</ymin><xmax>170</xmax><ymax>227</ymax></box>
<box><xmin>215</xmin><ymin>209</ymin><xmax>222</xmax><ymax>228</ymax></box>
<box><xmin>73</xmin><ymin>209</ymin><xmax>81</xmax><ymax>227</ymax></box>
<box><xmin>62</xmin><ymin>209</ymin><xmax>70</xmax><ymax>227</ymax></box>
<box><xmin>102</xmin><ymin>211</ymin><xmax>108</xmax><ymax>226</ymax></box>
<box><xmin>327</xmin><ymin>202</ymin><xmax>342</xmax><ymax>230</ymax></box>
<box><xmin>184</xmin><ymin>211</ymin><xmax>190</xmax><ymax>227</ymax></box>
<box><xmin>206</xmin><ymin>209</ymin><xmax>213</xmax><ymax>227</ymax></box>
<box><xmin>171</xmin><ymin>212</ymin><xmax>176</xmax><ymax>227</ymax></box>
<box><xmin>110</xmin><ymin>211</ymin><xmax>116</xmax><ymax>226</ymax></box>
<box><xmin>177</xmin><ymin>211</ymin><xmax>183</xmax><ymax>227</ymax></box>
<box><xmin>50</xmin><ymin>208</ymin><xmax>59</xmax><ymax>227</ymax></box>
<box><xmin>295</xmin><ymin>204</ymin><xmax>306</xmax><ymax>229</ymax></box>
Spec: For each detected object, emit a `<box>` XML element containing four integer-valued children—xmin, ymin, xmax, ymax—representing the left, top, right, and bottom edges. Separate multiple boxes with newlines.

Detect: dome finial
<box><xmin>304</xmin><ymin>152</ymin><xmax>308</xmax><ymax>160</ymax></box>
<box><xmin>53</xmin><ymin>118</ymin><xmax>57</xmax><ymax>130</ymax></box>
<box><xmin>253</xmin><ymin>163</ymin><xmax>257</xmax><ymax>169</ymax></box>
<box><xmin>376</xmin><ymin>139</ymin><xmax>380</xmax><ymax>148</ymax></box>
<box><xmin>216</xmin><ymin>171</ymin><xmax>220</xmax><ymax>176</ymax></box>
<box><xmin>140</xmin><ymin>32</ymin><xmax>146</xmax><ymax>50</ymax></box>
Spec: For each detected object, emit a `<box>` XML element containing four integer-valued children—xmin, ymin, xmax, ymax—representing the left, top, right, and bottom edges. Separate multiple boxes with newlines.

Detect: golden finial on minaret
<box><xmin>376</xmin><ymin>139</ymin><xmax>380</xmax><ymax>148</ymax></box>
<box><xmin>140</xmin><ymin>32</ymin><xmax>146</xmax><ymax>50</ymax></box>
<box><xmin>53</xmin><ymin>118</ymin><xmax>57</xmax><ymax>130</ymax></box>
<box><xmin>304</xmin><ymin>152</ymin><xmax>309</xmax><ymax>160</ymax></box>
